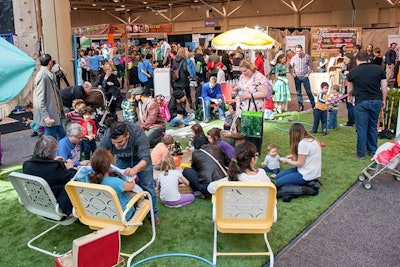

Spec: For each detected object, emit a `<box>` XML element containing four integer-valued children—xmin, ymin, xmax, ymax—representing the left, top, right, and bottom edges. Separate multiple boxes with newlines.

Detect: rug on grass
<box><xmin>0</xmin><ymin>111</ymin><xmax>30</xmax><ymax>134</ymax></box>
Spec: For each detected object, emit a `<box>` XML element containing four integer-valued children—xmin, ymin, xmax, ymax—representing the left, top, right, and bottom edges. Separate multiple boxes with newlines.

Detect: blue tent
<box><xmin>0</xmin><ymin>37</ymin><xmax>36</xmax><ymax>103</ymax></box>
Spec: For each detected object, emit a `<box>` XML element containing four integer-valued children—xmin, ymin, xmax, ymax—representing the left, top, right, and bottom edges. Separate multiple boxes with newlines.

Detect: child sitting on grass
<box><xmin>261</xmin><ymin>144</ymin><xmax>281</xmax><ymax>178</ymax></box>
<box><xmin>121</xmin><ymin>89</ymin><xmax>138</xmax><ymax>123</ymax></box>
<box><xmin>24</xmin><ymin>101</ymin><xmax>44</xmax><ymax>137</ymax></box>
<box><xmin>151</xmin><ymin>134</ymin><xmax>174</xmax><ymax>170</ymax></box>
<box><xmin>158</xmin><ymin>154</ymin><xmax>194</xmax><ymax>208</ymax></box>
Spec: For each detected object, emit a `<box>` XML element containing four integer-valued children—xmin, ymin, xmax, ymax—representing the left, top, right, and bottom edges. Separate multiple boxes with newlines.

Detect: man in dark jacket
<box><xmin>168</xmin><ymin>90</ymin><xmax>194</xmax><ymax>127</ymax></box>
<box><xmin>61</xmin><ymin>81</ymin><xmax>92</xmax><ymax>109</ymax></box>
<box><xmin>98</xmin><ymin>121</ymin><xmax>159</xmax><ymax>225</ymax></box>
<box><xmin>183</xmin><ymin>135</ymin><xmax>230</xmax><ymax>196</ymax></box>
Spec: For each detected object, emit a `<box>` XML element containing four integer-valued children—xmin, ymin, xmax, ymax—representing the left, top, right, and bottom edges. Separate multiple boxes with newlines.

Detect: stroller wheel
<box><xmin>394</xmin><ymin>175</ymin><xmax>400</xmax><ymax>182</ymax></box>
<box><xmin>362</xmin><ymin>181</ymin><xmax>372</xmax><ymax>190</ymax></box>
<box><xmin>358</xmin><ymin>174</ymin><xmax>366</xmax><ymax>182</ymax></box>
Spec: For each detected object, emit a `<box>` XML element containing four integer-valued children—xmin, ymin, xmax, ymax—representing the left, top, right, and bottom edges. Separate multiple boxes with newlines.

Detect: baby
<box><xmin>261</xmin><ymin>144</ymin><xmax>280</xmax><ymax>178</ymax></box>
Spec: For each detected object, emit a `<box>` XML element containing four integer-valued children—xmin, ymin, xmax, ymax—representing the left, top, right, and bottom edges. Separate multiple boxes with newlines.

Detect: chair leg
<box><xmin>127</xmin><ymin>192</ymin><xmax>157</xmax><ymax>267</ymax></box>
<box><xmin>264</xmin><ymin>233</ymin><xmax>274</xmax><ymax>267</ymax></box>
<box><xmin>28</xmin><ymin>223</ymin><xmax>69</xmax><ymax>257</ymax></box>
<box><xmin>213</xmin><ymin>222</ymin><xmax>217</xmax><ymax>264</ymax></box>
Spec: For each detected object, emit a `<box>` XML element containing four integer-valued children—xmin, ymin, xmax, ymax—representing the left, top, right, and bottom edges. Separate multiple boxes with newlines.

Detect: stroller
<box><xmin>358</xmin><ymin>137</ymin><xmax>400</xmax><ymax>189</ymax></box>
<box><xmin>85</xmin><ymin>88</ymin><xmax>118</xmax><ymax>140</ymax></box>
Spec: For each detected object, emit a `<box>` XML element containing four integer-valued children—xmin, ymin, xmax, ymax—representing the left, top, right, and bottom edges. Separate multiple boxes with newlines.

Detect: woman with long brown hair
<box><xmin>341</xmin><ymin>53</ymin><xmax>357</xmax><ymax>127</ymax></box>
<box><xmin>276</xmin><ymin>123</ymin><xmax>321</xmax><ymax>186</ymax></box>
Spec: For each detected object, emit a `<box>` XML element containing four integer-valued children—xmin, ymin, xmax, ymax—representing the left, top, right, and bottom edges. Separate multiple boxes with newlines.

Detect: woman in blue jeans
<box><xmin>276</xmin><ymin>123</ymin><xmax>321</xmax><ymax>186</ymax></box>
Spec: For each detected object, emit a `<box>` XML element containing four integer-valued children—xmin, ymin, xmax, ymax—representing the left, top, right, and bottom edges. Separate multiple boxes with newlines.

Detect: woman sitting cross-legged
<box><xmin>23</xmin><ymin>135</ymin><xmax>77</xmax><ymax>215</ymax></box>
<box><xmin>276</xmin><ymin>123</ymin><xmax>322</xmax><ymax>186</ymax></box>
<box><xmin>207</xmin><ymin>141</ymin><xmax>272</xmax><ymax>194</ymax></box>
<box><xmin>86</xmin><ymin>148</ymin><xmax>137</xmax><ymax>219</ymax></box>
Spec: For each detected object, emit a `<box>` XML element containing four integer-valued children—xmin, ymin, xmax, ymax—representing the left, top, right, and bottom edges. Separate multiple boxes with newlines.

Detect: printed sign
<box><xmin>317</xmin><ymin>29</ymin><xmax>358</xmax><ymax>50</ymax></box>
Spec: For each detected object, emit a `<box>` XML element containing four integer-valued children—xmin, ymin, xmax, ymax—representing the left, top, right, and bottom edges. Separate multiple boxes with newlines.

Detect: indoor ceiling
<box><xmin>69</xmin><ymin>0</ymin><xmax>400</xmax><ymax>15</ymax></box>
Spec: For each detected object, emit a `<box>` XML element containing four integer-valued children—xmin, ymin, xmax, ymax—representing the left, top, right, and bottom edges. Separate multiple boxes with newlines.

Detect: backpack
<box><xmin>172</xmin><ymin>60</ymin><xmax>183</xmax><ymax>82</ymax></box>
<box><xmin>196</xmin><ymin>60</ymin><xmax>204</xmax><ymax>74</ymax></box>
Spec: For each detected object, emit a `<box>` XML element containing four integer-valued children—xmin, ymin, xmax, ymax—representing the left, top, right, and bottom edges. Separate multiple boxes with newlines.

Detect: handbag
<box><xmin>55</xmin><ymin>66</ymin><xmax>65</xmax><ymax>79</ymax></box>
<box><xmin>240</xmin><ymin>94</ymin><xmax>264</xmax><ymax>138</ymax></box>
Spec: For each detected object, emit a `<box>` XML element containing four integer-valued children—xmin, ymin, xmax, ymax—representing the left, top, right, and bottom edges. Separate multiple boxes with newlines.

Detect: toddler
<box><xmin>158</xmin><ymin>155</ymin><xmax>194</xmax><ymax>208</ymax></box>
<box><xmin>151</xmin><ymin>134</ymin><xmax>174</xmax><ymax>170</ymax></box>
<box><xmin>79</xmin><ymin>107</ymin><xmax>97</xmax><ymax>160</ymax></box>
<box><xmin>261</xmin><ymin>144</ymin><xmax>280</xmax><ymax>178</ymax></box>
<box><xmin>65</xmin><ymin>99</ymin><xmax>86</xmax><ymax>124</ymax></box>
<box><xmin>312</xmin><ymin>82</ymin><xmax>329</xmax><ymax>135</ymax></box>
<box><xmin>24</xmin><ymin>102</ymin><xmax>44</xmax><ymax>137</ymax></box>
<box><xmin>121</xmin><ymin>89</ymin><xmax>138</xmax><ymax>123</ymax></box>
<box><xmin>327</xmin><ymin>84</ymin><xmax>341</xmax><ymax>130</ymax></box>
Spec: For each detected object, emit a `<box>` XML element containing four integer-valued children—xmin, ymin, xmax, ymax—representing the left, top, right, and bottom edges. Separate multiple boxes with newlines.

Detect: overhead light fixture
<box><xmin>126</xmin><ymin>9</ymin><xmax>130</xmax><ymax>11</ymax></box>
<box><xmin>113</xmin><ymin>0</ymin><xmax>119</xmax><ymax>2</ymax></box>
<box><xmin>101</xmin><ymin>8</ymin><xmax>105</xmax><ymax>10</ymax></box>
<box><xmin>169</xmin><ymin>3</ymin><xmax>173</xmax><ymax>6</ymax></box>
<box><xmin>92</xmin><ymin>3</ymin><xmax>96</xmax><ymax>7</ymax></box>
<box><xmin>72</xmin><ymin>7</ymin><xmax>78</xmax><ymax>10</ymax></box>
<box><xmin>121</xmin><ymin>4</ymin><xmax>125</xmax><ymax>7</ymax></box>
<box><xmin>143</xmin><ymin>1</ymin><xmax>148</xmax><ymax>4</ymax></box>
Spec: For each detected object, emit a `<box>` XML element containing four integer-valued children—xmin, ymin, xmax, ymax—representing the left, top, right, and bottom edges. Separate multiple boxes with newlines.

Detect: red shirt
<box><xmin>254</xmin><ymin>56</ymin><xmax>265</xmax><ymax>75</ymax></box>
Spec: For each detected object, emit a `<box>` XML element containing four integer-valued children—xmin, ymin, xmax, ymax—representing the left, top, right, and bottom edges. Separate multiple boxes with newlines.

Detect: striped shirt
<box><xmin>290</xmin><ymin>53</ymin><xmax>313</xmax><ymax>77</ymax></box>
<box><xmin>315</xmin><ymin>92</ymin><xmax>328</xmax><ymax>111</ymax></box>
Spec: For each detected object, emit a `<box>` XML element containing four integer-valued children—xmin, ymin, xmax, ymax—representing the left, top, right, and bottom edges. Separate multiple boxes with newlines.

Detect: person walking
<box><xmin>289</xmin><ymin>44</ymin><xmax>315</xmax><ymax>111</ymax></box>
<box><xmin>347</xmin><ymin>51</ymin><xmax>388</xmax><ymax>159</ymax></box>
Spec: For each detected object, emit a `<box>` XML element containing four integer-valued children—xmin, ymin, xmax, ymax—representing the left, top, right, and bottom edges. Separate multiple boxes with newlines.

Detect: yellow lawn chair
<box><xmin>65</xmin><ymin>181</ymin><xmax>156</xmax><ymax>265</ymax></box>
<box><xmin>212</xmin><ymin>181</ymin><xmax>277</xmax><ymax>266</ymax></box>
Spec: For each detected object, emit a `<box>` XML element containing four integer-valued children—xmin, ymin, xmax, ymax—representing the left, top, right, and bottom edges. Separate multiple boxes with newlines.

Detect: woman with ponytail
<box><xmin>87</xmin><ymin>148</ymin><xmax>136</xmax><ymax>219</ymax></box>
<box><xmin>207</xmin><ymin>141</ymin><xmax>273</xmax><ymax>194</ymax></box>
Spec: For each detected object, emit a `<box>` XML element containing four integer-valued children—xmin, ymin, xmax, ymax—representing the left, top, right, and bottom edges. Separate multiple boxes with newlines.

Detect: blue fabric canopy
<box><xmin>0</xmin><ymin>37</ymin><xmax>36</xmax><ymax>103</ymax></box>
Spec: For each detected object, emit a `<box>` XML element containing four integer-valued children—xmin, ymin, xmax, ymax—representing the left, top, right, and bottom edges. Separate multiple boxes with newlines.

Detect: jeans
<box><xmin>145</xmin><ymin>128</ymin><xmax>165</xmax><ymax>148</ymax></box>
<box><xmin>204</xmin><ymin>99</ymin><xmax>224</xmax><ymax>120</ymax></box>
<box><xmin>354</xmin><ymin>99</ymin><xmax>382</xmax><ymax>157</ymax></box>
<box><xmin>328</xmin><ymin>109</ymin><xmax>338</xmax><ymax>129</ymax></box>
<box><xmin>115</xmin><ymin>158</ymin><xmax>158</xmax><ymax>217</ymax></box>
<box><xmin>344</xmin><ymin>88</ymin><xmax>355</xmax><ymax>125</ymax></box>
<box><xmin>263</xmin><ymin>167</ymin><xmax>280</xmax><ymax>175</ymax></box>
<box><xmin>276</xmin><ymin>167</ymin><xmax>308</xmax><ymax>186</ymax></box>
<box><xmin>312</xmin><ymin>109</ymin><xmax>327</xmax><ymax>133</ymax></box>
<box><xmin>294</xmin><ymin>76</ymin><xmax>315</xmax><ymax>108</ymax></box>
<box><xmin>168</xmin><ymin>116</ymin><xmax>191</xmax><ymax>127</ymax></box>
<box><xmin>81</xmin><ymin>139</ymin><xmax>97</xmax><ymax>160</ymax></box>
<box><xmin>44</xmin><ymin>125</ymin><xmax>66</xmax><ymax>141</ymax></box>
<box><xmin>182</xmin><ymin>168</ymin><xmax>210</xmax><ymax>195</ymax></box>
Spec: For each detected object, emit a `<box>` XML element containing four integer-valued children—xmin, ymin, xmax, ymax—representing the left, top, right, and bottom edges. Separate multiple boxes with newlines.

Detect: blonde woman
<box><xmin>96</xmin><ymin>63</ymin><xmax>120</xmax><ymax>113</ymax></box>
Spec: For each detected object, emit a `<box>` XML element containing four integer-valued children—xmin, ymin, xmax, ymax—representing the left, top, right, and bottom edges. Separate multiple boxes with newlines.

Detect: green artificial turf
<box><xmin>0</xmin><ymin>112</ymin><xmax>384</xmax><ymax>267</ymax></box>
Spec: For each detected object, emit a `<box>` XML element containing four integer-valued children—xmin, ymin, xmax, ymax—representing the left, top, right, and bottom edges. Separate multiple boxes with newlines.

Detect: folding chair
<box><xmin>8</xmin><ymin>172</ymin><xmax>76</xmax><ymax>257</ymax></box>
<box><xmin>65</xmin><ymin>181</ymin><xmax>156</xmax><ymax>265</ymax></box>
<box><xmin>220</xmin><ymin>82</ymin><xmax>235</xmax><ymax>104</ymax></box>
<box><xmin>198</xmin><ymin>96</ymin><xmax>219</xmax><ymax>122</ymax></box>
<box><xmin>212</xmin><ymin>181</ymin><xmax>277</xmax><ymax>266</ymax></box>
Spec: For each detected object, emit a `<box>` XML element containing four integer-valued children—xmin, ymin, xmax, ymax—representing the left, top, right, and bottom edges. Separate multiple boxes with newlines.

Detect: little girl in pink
<box><xmin>158</xmin><ymin>155</ymin><xmax>194</xmax><ymax>208</ymax></box>
<box><xmin>156</xmin><ymin>94</ymin><xmax>171</xmax><ymax>122</ymax></box>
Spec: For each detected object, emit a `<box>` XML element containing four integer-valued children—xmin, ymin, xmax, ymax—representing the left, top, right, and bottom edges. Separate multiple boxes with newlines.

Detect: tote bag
<box><xmin>240</xmin><ymin>94</ymin><xmax>264</xmax><ymax>138</ymax></box>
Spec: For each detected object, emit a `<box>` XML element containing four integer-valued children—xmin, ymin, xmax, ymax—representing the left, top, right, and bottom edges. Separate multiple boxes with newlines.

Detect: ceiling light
<box><xmin>72</xmin><ymin>7</ymin><xmax>78</xmax><ymax>10</ymax></box>
<box><xmin>113</xmin><ymin>0</ymin><xmax>119</xmax><ymax>2</ymax></box>
<box><xmin>92</xmin><ymin>3</ymin><xmax>96</xmax><ymax>7</ymax></box>
<box><xmin>169</xmin><ymin>3</ymin><xmax>173</xmax><ymax>6</ymax></box>
<box><xmin>126</xmin><ymin>9</ymin><xmax>130</xmax><ymax>11</ymax></box>
<box><xmin>143</xmin><ymin>1</ymin><xmax>148</xmax><ymax>4</ymax></box>
<box><xmin>101</xmin><ymin>8</ymin><xmax>105</xmax><ymax>10</ymax></box>
<box><xmin>121</xmin><ymin>4</ymin><xmax>125</xmax><ymax>7</ymax></box>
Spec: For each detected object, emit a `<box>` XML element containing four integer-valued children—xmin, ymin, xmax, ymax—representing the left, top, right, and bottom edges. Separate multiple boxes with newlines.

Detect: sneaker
<box><xmin>340</xmin><ymin>123</ymin><xmax>353</xmax><ymax>127</ymax></box>
<box><xmin>204</xmin><ymin>119</ymin><xmax>210</xmax><ymax>123</ymax></box>
<box><xmin>31</xmin><ymin>132</ymin><xmax>38</xmax><ymax>137</ymax></box>
<box><xmin>154</xmin><ymin>216</ymin><xmax>160</xmax><ymax>226</ymax></box>
<box><xmin>354</xmin><ymin>153</ymin><xmax>365</xmax><ymax>160</ymax></box>
<box><xmin>219</xmin><ymin>116</ymin><xmax>225</xmax><ymax>121</ymax></box>
<box><xmin>298</xmin><ymin>105</ymin><xmax>304</xmax><ymax>112</ymax></box>
<box><xmin>322</xmin><ymin>131</ymin><xmax>327</xmax><ymax>136</ymax></box>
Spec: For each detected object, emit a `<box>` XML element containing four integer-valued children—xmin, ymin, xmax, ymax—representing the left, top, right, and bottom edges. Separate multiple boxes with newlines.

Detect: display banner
<box><xmin>317</xmin><ymin>28</ymin><xmax>357</xmax><ymax>50</ymax></box>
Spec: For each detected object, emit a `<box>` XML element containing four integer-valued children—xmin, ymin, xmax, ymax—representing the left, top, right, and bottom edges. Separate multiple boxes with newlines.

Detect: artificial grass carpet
<box><xmin>0</xmin><ymin>112</ymin><xmax>382</xmax><ymax>267</ymax></box>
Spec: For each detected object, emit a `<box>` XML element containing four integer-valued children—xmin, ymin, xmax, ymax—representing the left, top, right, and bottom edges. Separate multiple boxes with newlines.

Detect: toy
<box><xmin>320</xmin><ymin>142</ymin><xmax>326</xmax><ymax>147</ymax></box>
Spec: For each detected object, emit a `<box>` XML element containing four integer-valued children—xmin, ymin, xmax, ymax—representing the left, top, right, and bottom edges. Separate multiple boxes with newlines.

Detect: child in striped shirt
<box><xmin>312</xmin><ymin>82</ymin><xmax>329</xmax><ymax>135</ymax></box>
<box><xmin>65</xmin><ymin>99</ymin><xmax>86</xmax><ymax>124</ymax></box>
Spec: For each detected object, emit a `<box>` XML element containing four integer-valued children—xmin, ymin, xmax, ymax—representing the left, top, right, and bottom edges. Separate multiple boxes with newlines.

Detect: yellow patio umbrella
<box><xmin>211</xmin><ymin>27</ymin><xmax>278</xmax><ymax>50</ymax></box>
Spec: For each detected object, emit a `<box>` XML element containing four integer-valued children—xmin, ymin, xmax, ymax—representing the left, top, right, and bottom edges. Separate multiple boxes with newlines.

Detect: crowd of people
<box><xmin>16</xmin><ymin>38</ymin><xmax>398</xmax><ymax>227</ymax></box>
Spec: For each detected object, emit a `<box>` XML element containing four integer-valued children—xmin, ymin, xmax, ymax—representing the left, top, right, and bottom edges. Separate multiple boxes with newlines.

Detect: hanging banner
<box><xmin>317</xmin><ymin>28</ymin><xmax>358</xmax><ymax>50</ymax></box>
<box><xmin>285</xmin><ymin>35</ymin><xmax>305</xmax><ymax>53</ymax></box>
<box><xmin>73</xmin><ymin>23</ymin><xmax>173</xmax><ymax>37</ymax></box>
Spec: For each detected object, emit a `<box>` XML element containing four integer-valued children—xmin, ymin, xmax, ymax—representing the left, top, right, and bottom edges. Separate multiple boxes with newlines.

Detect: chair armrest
<box><xmin>125</xmin><ymin>191</ymin><xmax>146</xmax><ymax>209</ymax></box>
<box><xmin>273</xmin><ymin>203</ymin><xmax>278</xmax><ymax>223</ymax></box>
<box><xmin>122</xmin><ymin>191</ymin><xmax>148</xmax><ymax>226</ymax></box>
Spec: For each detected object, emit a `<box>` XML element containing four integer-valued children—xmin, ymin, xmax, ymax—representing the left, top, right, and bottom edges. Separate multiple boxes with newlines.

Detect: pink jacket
<box><xmin>158</xmin><ymin>100</ymin><xmax>171</xmax><ymax>121</ymax></box>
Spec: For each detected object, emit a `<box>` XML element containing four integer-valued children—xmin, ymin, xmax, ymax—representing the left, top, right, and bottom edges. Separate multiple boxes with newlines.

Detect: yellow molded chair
<box><xmin>65</xmin><ymin>181</ymin><xmax>156</xmax><ymax>263</ymax></box>
<box><xmin>8</xmin><ymin>172</ymin><xmax>77</xmax><ymax>257</ymax></box>
<box><xmin>212</xmin><ymin>181</ymin><xmax>277</xmax><ymax>266</ymax></box>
